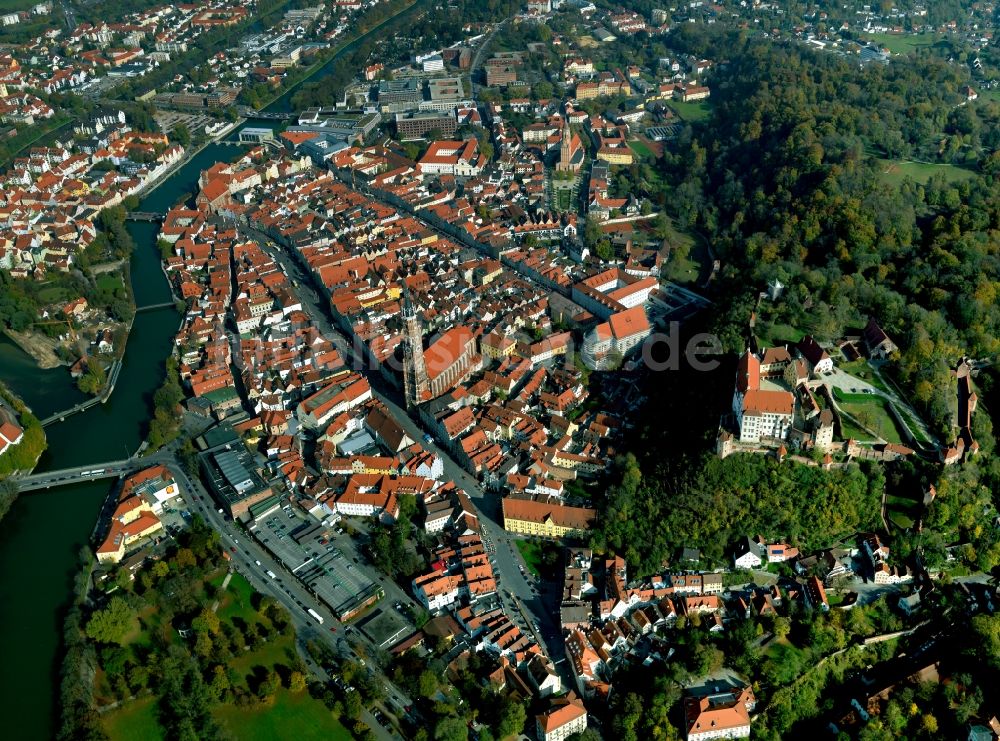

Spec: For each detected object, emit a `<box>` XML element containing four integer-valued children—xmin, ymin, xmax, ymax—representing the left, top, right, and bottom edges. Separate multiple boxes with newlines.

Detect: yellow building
<box><xmin>596</xmin><ymin>147</ymin><xmax>634</xmax><ymax>166</ymax></box>
<box><xmin>481</xmin><ymin>332</ymin><xmax>517</xmax><ymax>360</ymax></box>
<box><xmin>96</xmin><ymin>496</ymin><xmax>163</xmax><ymax>564</ymax></box>
<box><xmin>502</xmin><ymin>498</ymin><xmax>596</xmax><ymax>539</ymax></box>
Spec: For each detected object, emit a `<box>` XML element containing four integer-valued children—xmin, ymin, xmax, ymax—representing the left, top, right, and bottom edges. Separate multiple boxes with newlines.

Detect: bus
<box><xmin>307</xmin><ymin>608</ymin><xmax>324</xmax><ymax>625</ymax></box>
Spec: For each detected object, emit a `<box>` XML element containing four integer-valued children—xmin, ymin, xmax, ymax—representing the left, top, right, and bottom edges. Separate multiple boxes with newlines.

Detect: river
<box><xmin>0</xmin><ymin>2</ymin><xmax>434</xmax><ymax>731</ymax></box>
<box><xmin>0</xmin><ymin>142</ymin><xmax>245</xmax><ymax>740</ymax></box>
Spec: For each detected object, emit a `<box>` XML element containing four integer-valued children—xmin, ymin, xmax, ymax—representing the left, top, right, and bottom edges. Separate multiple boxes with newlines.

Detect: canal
<box><xmin>0</xmin><ymin>141</ymin><xmax>245</xmax><ymax>739</ymax></box>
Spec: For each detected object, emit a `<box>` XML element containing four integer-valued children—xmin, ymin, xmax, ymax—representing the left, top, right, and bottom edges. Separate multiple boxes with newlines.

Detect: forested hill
<box><xmin>661</xmin><ymin>26</ymin><xmax>1000</xmax><ymax>436</ymax></box>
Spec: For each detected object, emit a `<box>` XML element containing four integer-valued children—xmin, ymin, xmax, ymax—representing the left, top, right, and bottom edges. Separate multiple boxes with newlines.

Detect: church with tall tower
<box><xmin>402</xmin><ymin>289</ymin><xmax>429</xmax><ymax>408</ymax></box>
<box><xmin>556</xmin><ymin>119</ymin><xmax>584</xmax><ymax>173</ymax></box>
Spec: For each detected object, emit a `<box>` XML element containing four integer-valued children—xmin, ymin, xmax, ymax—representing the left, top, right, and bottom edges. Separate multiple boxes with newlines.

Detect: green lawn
<box><xmin>228</xmin><ymin>632</ymin><xmax>299</xmax><ymax>688</ymax></box>
<box><xmin>37</xmin><ymin>285</ymin><xmax>70</xmax><ymax>303</ymax></box>
<box><xmin>97</xmin><ymin>273</ymin><xmax>125</xmax><ymax>293</ymax></box>
<box><xmin>662</xmin><ymin>219</ymin><xmax>710</xmax><ymax>285</ymax></box>
<box><xmin>102</xmin><ymin>696</ymin><xmax>163</xmax><ymax>741</ymax></box>
<box><xmin>215</xmin><ymin>571</ymin><xmax>257</xmax><ymax>624</ymax></box>
<box><xmin>862</xmin><ymin>32</ymin><xmax>940</xmax><ymax>55</ymax></box>
<box><xmin>628</xmin><ymin>139</ymin><xmax>654</xmax><ymax>160</ymax></box>
<box><xmin>886</xmin><ymin>494</ymin><xmax>920</xmax><ymax>529</ymax></box>
<box><xmin>668</xmin><ymin>100</ymin><xmax>711</xmax><ymax>122</ymax></box>
<box><xmin>214</xmin><ymin>689</ymin><xmax>353</xmax><ymax>741</ymax></box>
<box><xmin>515</xmin><ymin>540</ymin><xmax>544</xmax><ymax>577</ymax></box>
<box><xmin>875</xmin><ymin>158</ymin><xmax>976</xmax><ymax>187</ymax></box>
<box><xmin>834</xmin><ymin>390</ymin><xmax>906</xmax><ymax>444</ymax></box>
<box><xmin>554</xmin><ymin>186</ymin><xmax>573</xmax><ymax>211</ymax></box>
<box><xmin>103</xmin><ymin>690</ymin><xmax>353</xmax><ymax>741</ymax></box>
<box><xmin>839</xmin><ymin>415</ymin><xmax>872</xmax><ymax>442</ymax></box>
<box><xmin>759</xmin><ymin>323</ymin><xmax>806</xmax><ymax>346</ymax></box>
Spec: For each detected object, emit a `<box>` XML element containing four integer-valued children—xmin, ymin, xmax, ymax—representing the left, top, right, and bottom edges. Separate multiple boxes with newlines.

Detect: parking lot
<box><xmin>154</xmin><ymin>109</ymin><xmax>218</xmax><ymax>137</ymax></box>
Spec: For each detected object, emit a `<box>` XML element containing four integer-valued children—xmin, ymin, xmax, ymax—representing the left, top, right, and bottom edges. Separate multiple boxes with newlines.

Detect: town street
<box><xmin>244</xmin><ymin>224</ymin><xmax>575</xmax><ymax>685</ymax></box>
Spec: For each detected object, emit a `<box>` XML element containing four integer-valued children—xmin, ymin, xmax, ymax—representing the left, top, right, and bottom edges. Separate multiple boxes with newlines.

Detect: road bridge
<box><xmin>11</xmin><ymin>451</ymin><xmax>173</xmax><ymax>492</ymax></box>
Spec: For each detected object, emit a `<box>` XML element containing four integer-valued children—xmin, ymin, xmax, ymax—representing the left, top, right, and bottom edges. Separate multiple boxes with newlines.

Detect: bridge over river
<box><xmin>11</xmin><ymin>451</ymin><xmax>173</xmax><ymax>492</ymax></box>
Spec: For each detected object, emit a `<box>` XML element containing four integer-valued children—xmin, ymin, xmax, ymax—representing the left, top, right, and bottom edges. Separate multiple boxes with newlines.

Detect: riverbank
<box><xmin>0</xmin><ymin>380</ymin><xmax>47</xmax><ymax>484</ymax></box>
<box><xmin>3</xmin><ymin>328</ymin><xmax>65</xmax><ymax>369</ymax></box>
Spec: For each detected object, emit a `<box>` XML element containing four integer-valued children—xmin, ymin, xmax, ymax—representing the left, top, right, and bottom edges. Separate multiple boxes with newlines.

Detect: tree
<box><xmin>496</xmin><ymin>699</ymin><xmax>526</xmax><ymax>738</ymax></box>
<box><xmin>171</xmin><ymin>122</ymin><xmax>191</xmax><ymax>147</ymax></box>
<box><xmin>77</xmin><ymin>363</ymin><xmax>107</xmax><ymax>395</ymax></box>
<box><xmin>343</xmin><ymin>690</ymin><xmax>362</xmax><ymax>719</ymax></box>
<box><xmin>418</xmin><ymin>669</ymin><xmax>439</xmax><ymax>698</ymax></box>
<box><xmin>434</xmin><ymin>717</ymin><xmax>468</xmax><ymax>741</ymax></box>
<box><xmin>257</xmin><ymin>669</ymin><xmax>280</xmax><ymax>698</ymax></box>
<box><xmin>288</xmin><ymin>671</ymin><xmax>307</xmax><ymax>693</ymax></box>
<box><xmin>192</xmin><ymin>607</ymin><xmax>221</xmax><ymax>635</ymax></box>
<box><xmin>85</xmin><ymin>596</ymin><xmax>134</xmax><ymax>645</ymax></box>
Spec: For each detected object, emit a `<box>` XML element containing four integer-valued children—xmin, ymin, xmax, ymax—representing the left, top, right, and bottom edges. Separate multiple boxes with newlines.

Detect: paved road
<box><xmin>243</xmin><ymin>225</ymin><xmax>574</xmax><ymax>683</ymax></box>
<box><xmin>13</xmin><ymin>449</ymin><xmax>174</xmax><ymax>491</ymax></box>
<box><xmin>166</xmin><ymin>461</ymin><xmax>409</xmax><ymax>741</ymax></box>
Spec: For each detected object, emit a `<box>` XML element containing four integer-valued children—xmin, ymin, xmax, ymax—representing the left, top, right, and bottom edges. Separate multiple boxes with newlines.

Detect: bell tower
<box><xmin>402</xmin><ymin>288</ymin><xmax>429</xmax><ymax>408</ymax></box>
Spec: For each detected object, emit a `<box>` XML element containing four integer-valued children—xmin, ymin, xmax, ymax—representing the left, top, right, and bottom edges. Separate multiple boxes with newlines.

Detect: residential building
<box><xmin>683</xmin><ymin>686</ymin><xmax>756</xmax><ymax>741</ymax></box>
<box><xmin>96</xmin><ymin>492</ymin><xmax>163</xmax><ymax>564</ymax></box>
<box><xmin>536</xmin><ymin>694</ymin><xmax>588</xmax><ymax>741</ymax></box>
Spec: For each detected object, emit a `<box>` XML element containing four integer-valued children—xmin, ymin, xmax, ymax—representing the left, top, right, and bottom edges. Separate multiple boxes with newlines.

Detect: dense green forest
<box><xmin>593</xmin><ymin>451</ymin><xmax>883</xmax><ymax>571</ymax></box>
<box><xmin>659</xmin><ymin>28</ymin><xmax>1000</xmax><ymax>437</ymax></box>
<box><xmin>588</xmin><ymin>26</ymin><xmax>1000</xmax><ymax>579</ymax></box>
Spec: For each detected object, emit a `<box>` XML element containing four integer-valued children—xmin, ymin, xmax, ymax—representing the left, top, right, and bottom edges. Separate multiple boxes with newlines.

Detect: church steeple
<box><xmin>402</xmin><ymin>286</ymin><xmax>429</xmax><ymax>408</ymax></box>
<box><xmin>558</xmin><ymin>117</ymin><xmax>578</xmax><ymax>173</ymax></box>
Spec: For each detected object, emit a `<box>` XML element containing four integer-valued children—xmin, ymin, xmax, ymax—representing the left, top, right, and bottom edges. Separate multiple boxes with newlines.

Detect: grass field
<box><xmin>834</xmin><ymin>389</ymin><xmax>906</xmax><ymax>444</ymax></box>
<box><xmin>886</xmin><ymin>493</ymin><xmax>921</xmax><ymax>529</ymax></box>
<box><xmin>668</xmin><ymin>100</ymin><xmax>711</xmax><ymax>122</ymax></box>
<box><xmin>37</xmin><ymin>285</ymin><xmax>70</xmax><ymax>304</ymax></box>
<box><xmin>214</xmin><ymin>689</ymin><xmax>353</xmax><ymax>741</ymax></box>
<box><xmin>102</xmin><ymin>697</ymin><xmax>163</xmax><ymax>741</ymax></box>
<box><xmin>759</xmin><ymin>323</ymin><xmax>806</xmax><ymax>346</ymax></box>
<box><xmin>214</xmin><ymin>571</ymin><xmax>258</xmax><ymax>624</ymax></box>
<box><xmin>839</xmin><ymin>415</ymin><xmax>872</xmax><ymax>442</ymax></box>
<box><xmin>97</xmin><ymin>274</ymin><xmax>124</xmax><ymax>293</ymax></box>
<box><xmin>515</xmin><ymin>540</ymin><xmax>545</xmax><ymax>577</ymax></box>
<box><xmin>103</xmin><ymin>690</ymin><xmax>353</xmax><ymax>741</ymax></box>
<box><xmin>628</xmin><ymin>139</ymin><xmax>654</xmax><ymax>160</ymax></box>
<box><xmin>554</xmin><ymin>186</ymin><xmax>573</xmax><ymax>211</ymax></box>
<box><xmin>875</xmin><ymin>158</ymin><xmax>976</xmax><ymax>186</ymax></box>
<box><xmin>862</xmin><ymin>32</ymin><xmax>940</xmax><ymax>55</ymax></box>
<box><xmin>662</xmin><ymin>219</ymin><xmax>708</xmax><ymax>285</ymax></box>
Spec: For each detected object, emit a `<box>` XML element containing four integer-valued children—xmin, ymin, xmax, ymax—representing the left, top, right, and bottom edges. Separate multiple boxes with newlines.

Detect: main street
<box><xmin>242</xmin><ymin>223</ymin><xmax>574</xmax><ymax>684</ymax></box>
<box><xmin>165</xmin><ymin>460</ymin><xmax>411</xmax><ymax>741</ymax></box>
